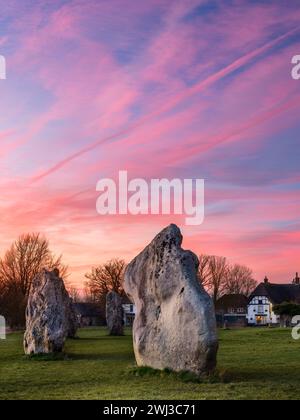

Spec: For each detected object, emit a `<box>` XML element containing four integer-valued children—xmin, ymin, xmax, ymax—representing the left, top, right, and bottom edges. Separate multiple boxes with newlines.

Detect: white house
<box><xmin>122</xmin><ymin>302</ymin><xmax>136</xmax><ymax>326</ymax></box>
<box><xmin>247</xmin><ymin>274</ymin><xmax>300</xmax><ymax>326</ymax></box>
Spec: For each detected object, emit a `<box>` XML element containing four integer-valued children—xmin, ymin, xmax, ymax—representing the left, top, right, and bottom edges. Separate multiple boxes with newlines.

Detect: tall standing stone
<box><xmin>24</xmin><ymin>269</ymin><xmax>78</xmax><ymax>354</ymax></box>
<box><xmin>0</xmin><ymin>315</ymin><xmax>5</xmax><ymax>340</ymax></box>
<box><xmin>52</xmin><ymin>268</ymin><xmax>78</xmax><ymax>339</ymax></box>
<box><xmin>106</xmin><ymin>291</ymin><xmax>124</xmax><ymax>336</ymax></box>
<box><xmin>124</xmin><ymin>224</ymin><xmax>218</xmax><ymax>376</ymax></box>
<box><xmin>64</xmin><ymin>296</ymin><xmax>78</xmax><ymax>339</ymax></box>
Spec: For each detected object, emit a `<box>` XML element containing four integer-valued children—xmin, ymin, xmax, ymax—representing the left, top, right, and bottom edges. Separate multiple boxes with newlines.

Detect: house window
<box><xmin>130</xmin><ymin>304</ymin><xmax>134</xmax><ymax>313</ymax></box>
<box><xmin>258</xmin><ymin>305</ymin><xmax>264</xmax><ymax>314</ymax></box>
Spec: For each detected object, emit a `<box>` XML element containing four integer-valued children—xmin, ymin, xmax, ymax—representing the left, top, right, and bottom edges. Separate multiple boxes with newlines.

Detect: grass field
<box><xmin>0</xmin><ymin>327</ymin><xmax>299</xmax><ymax>400</ymax></box>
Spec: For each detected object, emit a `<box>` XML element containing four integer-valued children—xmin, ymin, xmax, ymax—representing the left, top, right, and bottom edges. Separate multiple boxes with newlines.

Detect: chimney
<box><xmin>294</xmin><ymin>272</ymin><xmax>300</xmax><ymax>285</ymax></box>
<box><xmin>264</xmin><ymin>276</ymin><xmax>269</xmax><ymax>284</ymax></box>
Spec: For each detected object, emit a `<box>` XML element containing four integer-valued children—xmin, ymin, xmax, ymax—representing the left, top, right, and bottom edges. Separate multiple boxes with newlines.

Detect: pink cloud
<box><xmin>1</xmin><ymin>0</ymin><xmax>300</xmax><ymax>287</ymax></box>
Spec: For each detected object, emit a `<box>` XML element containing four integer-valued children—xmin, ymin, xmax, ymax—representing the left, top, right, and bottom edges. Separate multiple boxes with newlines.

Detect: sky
<box><xmin>0</xmin><ymin>0</ymin><xmax>300</xmax><ymax>289</ymax></box>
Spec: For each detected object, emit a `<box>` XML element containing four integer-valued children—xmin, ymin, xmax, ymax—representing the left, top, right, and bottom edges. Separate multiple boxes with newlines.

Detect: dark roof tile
<box><xmin>216</xmin><ymin>294</ymin><xmax>248</xmax><ymax>311</ymax></box>
<box><xmin>249</xmin><ymin>283</ymin><xmax>300</xmax><ymax>304</ymax></box>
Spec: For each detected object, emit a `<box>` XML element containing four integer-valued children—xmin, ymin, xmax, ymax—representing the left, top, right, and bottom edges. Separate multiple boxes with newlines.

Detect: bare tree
<box><xmin>67</xmin><ymin>286</ymin><xmax>80</xmax><ymax>303</ymax></box>
<box><xmin>85</xmin><ymin>258</ymin><xmax>126</xmax><ymax>304</ymax></box>
<box><xmin>208</xmin><ymin>256</ymin><xmax>229</xmax><ymax>304</ymax></box>
<box><xmin>225</xmin><ymin>264</ymin><xmax>257</xmax><ymax>297</ymax></box>
<box><xmin>198</xmin><ymin>254</ymin><xmax>212</xmax><ymax>287</ymax></box>
<box><xmin>198</xmin><ymin>254</ymin><xmax>229</xmax><ymax>304</ymax></box>
<box><xmin>0</xmin><ymin>233</ymin><xmax>68</xmax><ymax>327</ymax></box>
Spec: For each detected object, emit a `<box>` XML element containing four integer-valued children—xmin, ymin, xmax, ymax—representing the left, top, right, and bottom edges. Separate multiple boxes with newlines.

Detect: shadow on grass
<box><xmin>126</xmin><ymin>364</ymin><xmax>297</xmax><ymax>386</ymax></box>
<box><xmin>226</xmin><ymin>367</ymin><xmax>300</xmax><ymax>384</ymax></box>
<box><xmin>67</xmin><ymin>352</ymin><xmax>133</xmax><ymax>362</ymax></box>
<box><xmin>24</xmin><ymin>351</ymin><xmax>133</xmax><ymax>362</ymax></box>
<box><xmin>126</xmin><ymin>365</ymin><xmax>233</xmax><ymax>384</ymax></box>
<box><xmin>75</xmin><ymin>336</ymin><xmax>129</xmax><ymax>342</ymax></box>
<box><xmin>24</xmin><ymin>353</ymin><xmax>69</xmax><ymax>362</ymax></box>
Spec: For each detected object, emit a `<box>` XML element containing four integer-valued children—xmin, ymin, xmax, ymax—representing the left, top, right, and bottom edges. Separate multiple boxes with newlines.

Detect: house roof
<box><xmin>216</xmin><ymin>294</ymin><xmax>248</xmax><ymax>311</ymax></box>
<box><xmin>122</xmin><ymin>295</ymin><xmax>133</xmax><ymax>305</ymax></box>
<box><xmin>249</xmin><ymin>283</ymin><xmax>300</xmax><ymax>305</ymax></box>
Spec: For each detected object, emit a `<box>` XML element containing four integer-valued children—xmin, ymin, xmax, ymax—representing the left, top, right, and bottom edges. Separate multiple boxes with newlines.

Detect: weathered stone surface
<box><xmin>65</xmin><ymin>298</ymin><xmax>78</xmax><ymax>339</ymax></box>
<box><xmin>24</xmin><ymin>269</ymin><xmax>78</xmax><ymax>354</ymax></box>
<box><xmin>106</xmin><ymin>291</ymin><xmax>124</xmax><ymax>336</ymax></box>
<box><xmin>0</xmin><ymin>315</ymin><xmax>5</xmax><ymax>340</ymax></box>
<box><xmin>124</xmin><ymin>224</ymin><xmax>218</xmax><ymax>375</ymax></box>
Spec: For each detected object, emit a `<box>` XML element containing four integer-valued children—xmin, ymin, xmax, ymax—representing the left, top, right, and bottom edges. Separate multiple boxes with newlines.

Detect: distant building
<box><xmin>215</xmin><ymin>294</ymin><xmax>248</xmax><ymax>327</ymax></box>
<box><xmin>247</xmin><ymin>274</ymin><xmax>300</xmax><ymax>326</ymax></box>
<box><xmin>122</xmin><ymin>296</ymin><xmax>136</xmax><ymax>326</ymax></box>
<box><xmin>74</xmin><ymin>303</ymin><xmax>105</xmax><ymax>327</ymax></box>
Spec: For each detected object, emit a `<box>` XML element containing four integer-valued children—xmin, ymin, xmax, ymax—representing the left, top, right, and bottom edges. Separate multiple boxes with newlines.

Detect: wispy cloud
<box><xmin>1</xmin><ymin>0</ymin><xmax>300</xmax><ymax>285</ymax></box>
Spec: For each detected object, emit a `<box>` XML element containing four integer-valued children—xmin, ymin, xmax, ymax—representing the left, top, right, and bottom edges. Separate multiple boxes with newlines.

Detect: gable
<box><xmin>248</xmin><ymin>296</ymin><xmax>270</xmax><ymax>305</ymax></box>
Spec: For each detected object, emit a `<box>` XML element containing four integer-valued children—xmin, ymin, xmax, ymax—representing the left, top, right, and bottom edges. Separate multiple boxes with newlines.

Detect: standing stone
<box><xmin>106</xmin><ymin>291</ymin><xmax>124</xmax><ymax>336</ymax></box>
<box><xmin>24</xmin><ymin>269</ymin><xmax>78</xmax><ymax>354</ymax></box>
<box><xmin>64</xmin><ymin>296</ymin><xmax>78</xmax><ymax>339</ymax></box>
<box><xmin>52</xmin><ymin>268</ymin><xmax>78</xmax><ymax>339</ymax></box>
<box><xmin>124</xmin><ymin>224</ymin><xmax>218</xmax><ymax>376</ymax></box>
<box><xmin>0</xmin><ymin>315</ymin><xmax>5</xmax><ymax>340</ymax></box>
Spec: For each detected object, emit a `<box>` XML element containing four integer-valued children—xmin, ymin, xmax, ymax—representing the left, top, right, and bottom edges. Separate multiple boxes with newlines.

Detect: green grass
<box><xmin>0</xmin><ymin>327</ymin><xmax>299</xmax><ymax>400</ymax></box>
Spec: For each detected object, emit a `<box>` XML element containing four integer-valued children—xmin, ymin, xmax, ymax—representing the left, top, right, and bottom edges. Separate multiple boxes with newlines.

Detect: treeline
<box><xmin>84</xmin><ymin>255</ymin><xmax>257</xmax><ymax>308</ymax></box>
<box><xmin>0</xmin><ymin>234</ymin><xmax>68</xmax><ymax>327</ymax></box>
<box><xmin>0</xmin><ymin>233</ymin><xmax>257</xmax><ymax>328</ymax></box>
<box><xmin>83</xmin><ymin>258</ymin><xmax>127</xmax><ymax>321</ymax></box>
<box><xmin>198</xmin><ymin>255</ymin><xmax>257</xmax><ymax>304</ymax></box>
